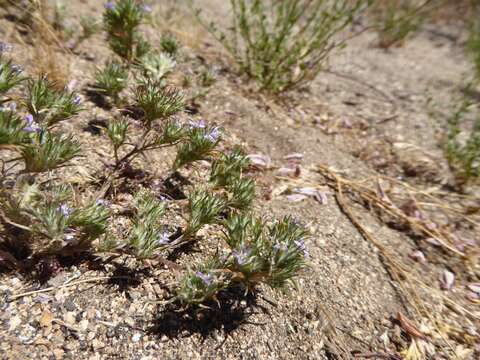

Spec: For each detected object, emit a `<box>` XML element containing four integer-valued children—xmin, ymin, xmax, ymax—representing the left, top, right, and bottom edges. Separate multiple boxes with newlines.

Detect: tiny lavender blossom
<box><xmin>195</xmin><ymin>271</ymin><xmax>214</xmax><ymax>286</ymax></box>
<box><xmin>95</xmin><ymin>199</ymin><xmax>110</xmax><ymax>207</ymax></box>
<box><xmin>233</xmin><ymin>247</ymin><xmax>251</xmax><ymax>266</ymax></box>
<box><xmin>142</xmin><ymin>4</ymin><xmax>152</xmax><ymax>12</ymax></box>
<box><xmin>58</xmin><ymin>203</ymin><xmax>74</xmax><ymax>217</ymax></box>
<box><xmin>294</xmin><ymin>239</ymin><xmax>308</xmax><ymax>257</ymax></box>
<box><xmin>205</xmin><ymin>127</ymin><xmax>220</xmax><ymax>143</ymax></box>
<box><xmin>73</xmin><ymin>95</ymin><xmax>82</xmax><ymax>106</ymax></box>
<box><xmin>23</xmin><ymin>114</ymin><xmax>41</xmax><ymax>133</ymax></box>
<box><xmin>0</xmin><ymin>42</ymin><xmax>12</xmax><ymax>53</ymax></box>
<box><xmin>189</xmin><ymin>120</ymin><xmax>206</xmax><ymax>129</ymax></box>
<box><xmin>105</xmin><ymin>2</ymin><xmax>115</xmax><ymax>10</ymax></box>
<box><xmin>157</xmin><ymin>231</ymin><xmax>170</xmax><ymax>246</ymax></box>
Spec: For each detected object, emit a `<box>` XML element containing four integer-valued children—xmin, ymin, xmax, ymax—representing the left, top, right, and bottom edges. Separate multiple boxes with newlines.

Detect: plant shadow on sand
<box><xmin>148</xmin><ymin>286</ymin><xmax>270</xmax><ymax>341</ymax></box>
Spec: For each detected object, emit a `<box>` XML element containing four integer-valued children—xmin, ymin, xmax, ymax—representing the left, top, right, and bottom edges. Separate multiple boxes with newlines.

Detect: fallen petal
<box><xmin>286</xmin><ymin>194</ymin><xmax>308</xmax><ymax>202</ymax></box>
<box><xmin>247</xmin><ymin>154</ymin><xmax>272</xmax><ymax>169</ymax></box>
<box><xmin>283</xmin><ymin>153</ymin><xmax>303</xmax><ymax>161</ymax></box>
<box><xmin>409</xmin><ymin>250</ymin><xmax>426</xmax><ymax>263</ymax></box>
<box><xmin>467</xmin><ymin>283</ymin><xmax>480</xmax><ymax>294</ymax></box>
<box><xmin>440</xmin><ymin>269</ymin><xmax>455</xmax><ymax>290</ymax></box>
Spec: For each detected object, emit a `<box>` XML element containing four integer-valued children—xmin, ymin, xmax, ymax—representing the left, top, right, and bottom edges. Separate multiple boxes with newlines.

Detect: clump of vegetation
<box><xmin>94</xmin><ymin>61</ymin><xmax>129</xmax><ymax>104</ymax></box>
<box><xmin>0</xmin><ymin>0</ymin><xmax>310</xmax><ymax>313</ymax></box>
<box><xmin>444</xmin><ymin>98</ymin><xmax>480</xmax><ymax>185</ymax></box>
<box><xmin>175</xmin><ymin>214</ymin><xmax>309</xmax><ymax>305</ymax></box>
<box><xmin>0</xmin><ymin>52</ymin><xmax>108</xmax><ymax>258</ymax></box>
<box><xmin>103</xmin><ymin>0</ymin><xmax>151</xmax><ymax>62</ymax></box>
<box><xmin>195</xmin><ymin>0</ymin><xmax>367</xmax><ymax>93</ymax></box>
<box><xmin>373</xmin><ymin>0</ymin><xmax>434</xmax><ymax>48</ymax></box>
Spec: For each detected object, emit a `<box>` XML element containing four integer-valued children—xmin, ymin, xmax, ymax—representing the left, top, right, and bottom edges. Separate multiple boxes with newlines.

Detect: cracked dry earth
<box><xmin>1</xmin><ymin>1</ymin><xmax>479</xmax><ymax>359</ymax></box>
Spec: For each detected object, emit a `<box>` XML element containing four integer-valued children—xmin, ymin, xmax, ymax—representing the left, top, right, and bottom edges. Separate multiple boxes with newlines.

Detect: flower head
<box><xmin>189</xmin><ymin>120</ymin><xmax>206</xmax><ymax>129</ymax></box>
<box><xmin>23</xmin><ymin>114</ymin><xmax>41</xmax><ymax>133</ymax></box>
<box><xmin>58</xmin><ymin>203</ymin><xmax>74</xmax><ymax>217</ymax></box>
<box><xmin>73</xmin><ymin>95</ymin><xmax>82</xmax><ymax>106</ymax></box>
<box><xmin>195</xmin><ymin>271</ymin><xmax>214</xmax><ymax>286</ymax></box>
<box><xmin>294</xmin><ymin>239</ymin><xmax>308</xmax><ymax>257</ymax></box>
<box><xmin>0</xmin><ymin>42</ymin><xmax>12</xmax><ymax>53</ymax></box>
<box><xmin>157</xmin><ymin>231</ymin><xmax>170</xmax><ymax>246</ymax></box>
<box><xmin>104</xmin><ymin>2</ymin><xmax>115</xmax><ymax>10</ymax></box>
<box><xmin>205</xmin><ymin>127</ymin><xmax>220</xmax><ymax>143</ymax></box>
<box><xmin>142</xmin><ymin>4</ymin><xmax>152</xmax><ymax>12</ymax></box>
<box><xmin>232</xmin><ymin>247</ymin><xmax>251</xmax><ymax>266</ymax></box>
<box><xmin>95</xmin><ymin>198</ymin><xmax>110</xmax><ymax>207</ymax></box>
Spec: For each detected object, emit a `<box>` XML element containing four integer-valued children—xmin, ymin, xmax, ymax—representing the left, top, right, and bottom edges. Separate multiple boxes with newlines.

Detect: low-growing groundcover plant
<box><xmin>194</xmin><ymin>0</ymin><xmax>368</xmax><ymax>94</ymax></box>
<box><xmin>0</xmin><ymin>1</ymin><xmax>310</xmax><ymax>311</ymax></box>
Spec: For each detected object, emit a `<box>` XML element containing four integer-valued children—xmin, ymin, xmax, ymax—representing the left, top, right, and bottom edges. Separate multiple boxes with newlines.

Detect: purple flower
<box><xmin>58</xmin><ymin>203</ymin><xmax>74</xmax><ymax>217</ymax></box>
<box><xmin>0</xmin><ymin>42</ymin><xmax>12</xmax><ymax>53</ymax></box>
<box><xmin>189</xmin><ymin>120</ymin><xmax>206</xmax><ymax>129</ymax></box>
<box><xmin>8</xmin><ymin>102</ymin><xmax>17</xmax><ymax>112</ymax></box>
<box><xmin>205</xmin><ymin>127</ymin><xmax>220</xmax><ymax>143</ymax></box>
<box><xmin>95</xmin><ymin>198</ymin><xmax>110</xmax><ymax>207</ymax></box>
<box><xmin>233</xmin><ymin>247</ymin><xmax>251</xmax><ymax>266</ymax></box>
<box><xmin>157</xmin><ymin>231</ymin><xmax>170</xmax><ymax>246</ymax></box>
<box><xmin>294</xmin><ymin>239</ymin><xmax>308</xmax><ymax>257</ymax></box>
<box><xmin>195</xmin><ymin>271</ymin><xmax>214</xmax><ymax>286</ymax></box>
<box><xmin>105</xmin><ymin>2</ymin><xmax>115</xmax><ymax>10</ymax></box>
<box><xmin>23</xmin><ymin>114</ymin><xmax>41</xmax><ymax>133</ymax></box>
<box><xmin>142</xmin><ymin>4</ymin><xmax>152</xmax><ymax>12</ymax></box>
<box><xmin>73</xmin><ymin>95</ymin><xmax>81</xmax><ymax>106</ymax></box>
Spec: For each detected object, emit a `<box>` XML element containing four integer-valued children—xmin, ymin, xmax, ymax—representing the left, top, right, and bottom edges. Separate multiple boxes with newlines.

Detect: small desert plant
<box><xmin>373</xmin><ymin>0</ymin><xmax>434</xmax><ymax>48</ymax></box>
<box><xmin>134</xmin><ymin>79</ymin><xmax>184</xmax><ymax>127</ymax></box>
<box><xmin>127</xmin><ymin>189</ymin><xmax>169</xmax><ymax>258</ymax></box>
<box><xmin>94</xmin><ymin>61</ymin><xmax>129</xmax><ymax>104</ymax></box>
<box><xmin>1</xmin><ymin>182</ymin><xmax>110</xmax><ymax>255</ymax></box>
<box><xmin>174</xmin><ymin>214</ymin><xmax>309</xmax><ymax>306</ymax></box>
<box><xmin>0</xmin><ymin>56</ymin><xmax>109</xmax><ymax>258</ymax></box>
<box><xmin>136</xmin><ymin>52</ymin><xmax>176</xmax><ymax>83</ymax></box>
<box><xmin>103</xmin><ymin>0</ymin><xmax>151</xmax><ymax>62</ymax></box>
<box><xmin>444</xmin><ymin>97</ymin><xmax>480</xmax><ymax>184</ymax></box>
<box><xmin>24</xmin><ymin>76</ymin><xmax>82</xmax><ymax>127</ymax></box>
<box><xmin>195</xmin><ymin>0</ymin><xmax>367</xmax><ymax>93</ymax></box>
<box><xmin>0</xmin><ymin>55</ymin><xmax>25</xmax><ymax>99</ymax></box>
<box><xmin>160</xmin><ymin>34</ymin><xmax>179</xmax><ymax>57</ymax></box>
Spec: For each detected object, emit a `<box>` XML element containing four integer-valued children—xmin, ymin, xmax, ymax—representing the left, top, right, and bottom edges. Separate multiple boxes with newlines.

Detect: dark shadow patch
<box><xmin>148</xmin><ymin>287</ymin><xmax>266</xmax><ymax>340</ymax></box>
<box><xmin>85</xmin><ymin>88</ymin><xmax>112</xmax><ymax>110</ymax></box>
<box><xmin>120</xmin><ymin>105</ymin><xmax>144</xmax><ymax>120</ymax></box>
<box><xmin>83</xmin><ymin>118</ymin><xmax>109</xmax><ymax>135</ymax></box>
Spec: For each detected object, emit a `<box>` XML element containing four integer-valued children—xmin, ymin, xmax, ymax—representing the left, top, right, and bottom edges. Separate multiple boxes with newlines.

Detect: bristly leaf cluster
<box><xmin>103</xmin><ymin>0</ymin><xmax>150</xmax><ymax>62</ymax></box>
<box><xmin>94</xmin><ymin>61</ymin><xmax>129</xmax><ymax>104</ymax></box>
<box><xmin>175</xmin><ymin>214</ymin><xmax>309</xmax><ymax>306</ymax></box>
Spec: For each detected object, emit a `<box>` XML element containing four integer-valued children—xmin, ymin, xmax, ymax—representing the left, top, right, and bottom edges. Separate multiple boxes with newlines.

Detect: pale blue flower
<box><xmin>195</xmin><ymin>271</ymin><xmax>214</xmax><ymax>286</ymax></box>
<box><xmin>294</xmin><ymin>239</ymin><xmax>308</xmax><ymax>257</ymax></box>
<box><xmin>233</xmin><ymin>247</ymin><xmax>251</xmax><ymax>266</ymax></box>
<box><xmin>23</xmin><ymin>114</ymin><xmax>41</xmax><ymax>133</ymax></box>
<box><xmin>105</xmin><ymin>2</ymin><xmax>115</xmax><ymax>10</ymax></box>
<box><xmin>157</xmin><ymin>231</ymin><xmax>170</xmax><ymax>245</ymax></box>
<box><xmin>58</xmin><ymin>203</ymin><xmax>74</xmax><ymax>217</ymax></box>
<box><xmin>205</xmin><ymin>127</ymin><xmax>220</xmax><ymax>143</ymax></box>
